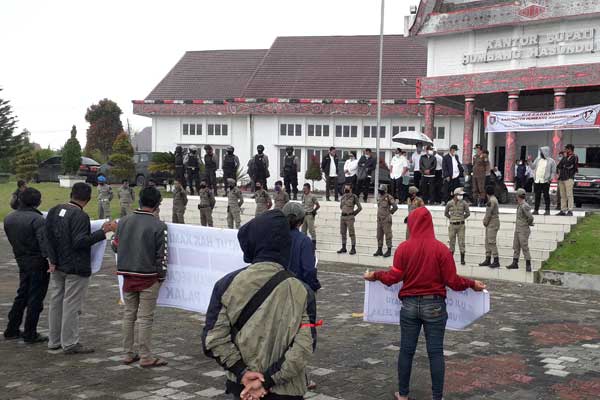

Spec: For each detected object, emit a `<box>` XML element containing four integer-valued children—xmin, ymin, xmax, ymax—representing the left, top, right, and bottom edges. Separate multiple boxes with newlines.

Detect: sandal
<box><xmin>140</xmin><ymin>358</ymin><xmax>168</xmax><ymax>368</ymax></box>
<box><xmin>123</xmin><ymin>354</ymin><xmax>140</xmax><ymax>365</ymax></box>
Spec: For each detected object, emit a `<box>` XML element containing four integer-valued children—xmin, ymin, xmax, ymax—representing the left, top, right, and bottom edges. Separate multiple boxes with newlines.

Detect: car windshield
<box><xmin>81</xmin><ymin>157</ymin><xmax>100</xmax><ymax>166</ymax></box>
<box><xmin>577</xmin><ymin>168</ymin><xmax>600</xmax><ymax>177</ymax></box>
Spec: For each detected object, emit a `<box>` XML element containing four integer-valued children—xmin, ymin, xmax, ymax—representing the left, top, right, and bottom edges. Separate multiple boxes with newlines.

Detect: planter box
<box><xmin>58</xmin><ymin>175</ymin><xmax>86</xmax><ymax>188</ymax></box>
<box><xmin>0</xmin><ymin>173</ymin><xmax>10</xmax><ymax>184</ymax></box>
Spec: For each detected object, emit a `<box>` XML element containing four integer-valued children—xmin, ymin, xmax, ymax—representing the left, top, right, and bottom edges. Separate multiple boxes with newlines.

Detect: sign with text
<box><xmin>485</xmin><ymin>105</ymin><xmax>600</xmax><ymax>133</ymax></box>
<box><xmin>363</xmin><ymin>281</ymin><xmax>490</xmax><ymax>331</ymax></box>
<box><xmin>90</xmin><ymin>220</ymin><xmax>108</xmax><ymax>274</ymax></box>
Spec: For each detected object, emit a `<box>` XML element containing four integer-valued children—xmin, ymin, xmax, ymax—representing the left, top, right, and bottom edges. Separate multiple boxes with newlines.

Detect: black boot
<box><xmin>526</xmin><ymin>260</ymin><xmax>532</xmax><ymax>272</ymax></box>
<box><xmin>489</xmin><ymin>257</ymin><xmax>500</xmax><ymax>268</ymax></box>
<box><xmin>373</xmin><ymin>247</ymin><xmax>383</xmax><ymax>257</ymax></box>
<box><xmin>349</xmin><ymin>245</ymin><xmax>356</xmax><ymax>255</ymax></box>
<box><xmin>383</xmin><ymin>247</ymin><xmax>392</xmax><ymax>258</ymax></box>
<box><xmin>460</xmin><ymin>253</ymin><xmax>466</xmax><ymax>265</ymax></box>
<box><xmin>312</xmin><ymin>240</ymin><xmax>317</xmax><ymax>251</ymax></box>
<box><xmin>337</xmin><ymin>245</ymin><xmax>347</xmax><ymax>254</ymax></box>
<box><xmin>479</xmin><ymin>256</ymin><xmax>491</xmax><ymax>267</ymax></box>
<box><xmin>544</xmin><ymin>208</ymin><xmax>550</xmax><ymax>216</ymax></box>
<box><xmin>532</xmin><ymin>210</ymin><xmax>539</xmax><ymax>215</ymax></box>
<box><xmin>293</xmin><ymin>194</ymin><xmax>297</xmax><ymax>201</ymax></box>
<box><xmin>506</xmin><ymin>258</ymin><xmax>519</xmax><ymax>269</ymax></box>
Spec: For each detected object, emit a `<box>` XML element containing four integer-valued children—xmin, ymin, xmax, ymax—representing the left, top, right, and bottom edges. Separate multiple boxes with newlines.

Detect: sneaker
<box><xmin>23</xmin><ymin>334</ymin><xmax>49</xmax><ymax>344</ymax></box>
<box><xmin>566</xmin><ymin>211</ymin><xmax>573</xmax><ymax>216</ymax></box>
<box><xmin>3</xmin><ymin>330</ymin><xmax>22</xmax><ymax>340</ymax></box>
<box><xmin>63</xmin><ymin>343</ymin><xmax>95</xmax><ymax>355</ymax></box>
<box><xmin>557</xmin><ymin>211</ymin><xmax>566</xmax><ymax>216</ymax></box>
<box><xmin>532</xmin><ymin>210</ymin><xmax>539</xmax><ymax>215</ymax></box>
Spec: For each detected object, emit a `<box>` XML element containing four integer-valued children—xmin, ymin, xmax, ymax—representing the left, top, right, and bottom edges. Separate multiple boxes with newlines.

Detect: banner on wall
<box><xmin>363</xmin><ymin>281</ymin><xmax>490</xmax><ymax>331</ymax></box>
<box><xmin>485</xmin><ymin>104</ymin><xmax>600</xmax><ymax>133</ymax></box>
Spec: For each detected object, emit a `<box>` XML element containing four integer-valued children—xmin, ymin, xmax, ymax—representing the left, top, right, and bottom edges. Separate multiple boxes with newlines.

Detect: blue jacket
<box><xmin>288</xmin><ymin>229</ymin><xmax>321</xmax><ymax>291</ymax></box>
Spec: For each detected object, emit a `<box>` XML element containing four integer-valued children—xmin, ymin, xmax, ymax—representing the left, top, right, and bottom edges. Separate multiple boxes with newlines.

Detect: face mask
<box><xmin>344</xmin><ymin>189</ymin><xmax>351</xmax><ymax>193</ymax></box>
<box><xmin>256</xmin><ymin>186</ymin><xmax>262</xmax><ymax>191</ymax></box>
<box><xmin>227</xmin><ymin>150</ymin><xmax>233</xmax><ymax>155</ymax></box>
<box><xmin>457</xmin><ymin>195</ymin><xmax>463</xmax><ymax>200</ymax></box>
<box><xmin>287</xmin><ymin>151</ymin><xmax>293</xmax><ymax>155</ymax></box>
<box><xmin>428</xmin><ymin>150</ymin><xmax>433</xmax><ymax>156</ymax></box>
<box><xmin>275</xmin><ymin>186</ymin><xmax>281</xmax><ymax>192</ymax></box>
<box><xmin>200</xmin><ymin>184</ymin><xmax>206</xmax><ymax>189</ymax></box>
<box><xmin>258</xmin><ymin>150</ymin><xmax>263</xmax><ymax>154</ymax></box>
<box><xmin>395</xmin><ymin>152</ymin><xmax>400</xmax><ymax>157</ymax></box>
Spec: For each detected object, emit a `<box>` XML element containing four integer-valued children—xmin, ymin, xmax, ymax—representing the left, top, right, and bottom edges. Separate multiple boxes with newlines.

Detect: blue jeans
<box><xmin>398</xmin><ymin>296</ymin><xmax>448</xmax><ymax>400</ymax></box>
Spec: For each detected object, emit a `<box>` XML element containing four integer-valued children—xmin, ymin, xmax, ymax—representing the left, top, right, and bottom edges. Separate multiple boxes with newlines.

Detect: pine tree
<box><xmin>0</xmin><ymin>88</ymin><xmax>25</xmax><ymax>172</ymax></box>
<box><xmin>109</xmin><ymin>133</ymin><xmax>135</xmax><ymax>181</ymax></box>
<box><xmin>14</xmin><ymin>131</ymin><xmax>38</xmax><ymax>181</ymax></box>
<box><xmin>62</xmin><ymin>125</ymin><xmax>82</xmax><ymax>175</ymax></box>
<box><xmin>84</xmin><ymin>99</ymin><xmax>123</xmax><ymax>159</ymax></box>
<box><xmin>304</xmin><ymin>154</ymin><xmax>323</xmax><ymax>188</ymax></box>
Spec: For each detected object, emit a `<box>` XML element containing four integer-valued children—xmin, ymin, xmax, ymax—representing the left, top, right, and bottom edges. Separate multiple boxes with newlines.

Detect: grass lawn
<box><xmin>1</xmin><ymin>181</ymin><xmax>170</xmax><ymax>221</ymax></box>
<box><xmin>543</xmin><ymin>213</ymin><xmax>600</xmax><ymax>275</ymax></box>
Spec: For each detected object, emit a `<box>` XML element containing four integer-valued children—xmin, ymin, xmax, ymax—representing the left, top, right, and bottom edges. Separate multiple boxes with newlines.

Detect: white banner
<box><xmin>90</xmin><ymin>220</ymin><xmax>108</xmax><ymax>274</ymax></box>
<box><xmin>485</xmin><ymin>104</ymin><xmax>600</xmax><ymax>133</ymax></box>
<box><xmin>363</xmin><ymin>281</ymin><xmax>490</xmax><ymax>331</ymax></box>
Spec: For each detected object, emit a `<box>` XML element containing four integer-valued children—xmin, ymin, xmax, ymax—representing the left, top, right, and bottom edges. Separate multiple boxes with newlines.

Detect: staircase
<box><xmin>158</xmin><ymin>197</ymin><xmax>583</xmax><ymax>283</ymax></box>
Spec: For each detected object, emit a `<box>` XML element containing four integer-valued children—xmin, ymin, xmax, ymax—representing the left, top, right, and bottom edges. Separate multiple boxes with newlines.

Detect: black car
<box><xmin>34</xmin><ymin>156</ymin><xmax>100</xmax><ymax>183</ymax></box>
<box><xmin>574</xmin><ymin>167</ymin><xmax>600</xmax><ymax>207</ymax></box>
<box><xmin>97</xmin><ymin>152</ymin><xmax>173</xmax><ymax>187</ymax></box>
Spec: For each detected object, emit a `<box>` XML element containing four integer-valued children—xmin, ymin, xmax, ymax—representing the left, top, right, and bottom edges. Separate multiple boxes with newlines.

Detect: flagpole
<box><xmin>374</xmin><ymin>0</ymin><xmax>385</xmax><ymax>201</ymax></box>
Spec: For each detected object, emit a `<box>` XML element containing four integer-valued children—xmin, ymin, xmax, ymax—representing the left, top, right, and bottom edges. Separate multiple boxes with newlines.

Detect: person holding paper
<box><xmin>45</xmin><ymin>182</ymin><xmax>115</xmax><ymax>354</ymax></box>
<box><xmin>364</xmin><ymin>207</ymin><xmax>485</xmax><ymax>400</ymax></box>
<box><xmin>203</xmin><ymin>210</ymin><xmax>317</xmax><ymax>400</ymax></box>
<box><xmin>113</xmin><ymin>186</ymin><xmax>169</xmax><ymax>368</ymax></box>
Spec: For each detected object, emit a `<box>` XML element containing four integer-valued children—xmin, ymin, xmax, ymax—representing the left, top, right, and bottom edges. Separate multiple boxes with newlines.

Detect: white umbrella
<box><xmin>392</xmin><ymin>131</ymin><xmax>433</xmax><ymax>146</ymax></box>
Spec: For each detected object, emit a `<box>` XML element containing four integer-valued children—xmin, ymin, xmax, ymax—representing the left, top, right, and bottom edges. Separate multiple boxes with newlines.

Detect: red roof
<box><xmin>143</xmin><ymin>35</ymin><xmax>426</xmax><ymax>101</ymax></box>
<box><xmin>146</xmin><ymin>49</ymin><xmax>268</xmax><ymax>100</ymax></box>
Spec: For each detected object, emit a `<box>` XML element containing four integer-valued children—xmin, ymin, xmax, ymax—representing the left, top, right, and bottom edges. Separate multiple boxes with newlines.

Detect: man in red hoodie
<box><xmin>365</xmin><ymin>207</ymin><xmax>486</xmax><ymax>400</ymax></box>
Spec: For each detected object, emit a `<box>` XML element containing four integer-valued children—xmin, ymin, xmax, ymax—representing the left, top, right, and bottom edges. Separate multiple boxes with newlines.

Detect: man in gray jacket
<box><xmin>113</xmin><ymin>186</ymin><xmax>168</xmax><ymax>367</ymax></box>
<box><xmin>531</xmin><ymin>146</ymin><xmax>557</xmax><ymax>215</ymax></box>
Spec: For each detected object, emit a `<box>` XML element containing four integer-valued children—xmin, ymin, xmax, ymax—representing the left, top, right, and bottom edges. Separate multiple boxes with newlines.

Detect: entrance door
<box><xmin>495</xmin><ymin>146</ymin><xmax>506</xmax><ymax>177</ymax></box>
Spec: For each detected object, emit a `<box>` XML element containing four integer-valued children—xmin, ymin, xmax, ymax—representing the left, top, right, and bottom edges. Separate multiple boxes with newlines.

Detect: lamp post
<box><xmin>374</xmin><ymin>0</ymin><xmax>385</xmax><ymax>200</ymax></box>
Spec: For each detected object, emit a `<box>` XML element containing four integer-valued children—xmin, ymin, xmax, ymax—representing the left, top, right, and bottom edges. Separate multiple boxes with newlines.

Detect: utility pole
<box><xmin>374</xmin><ymin>0</ymin><xmax>385</xmax><ymax>200</ymax></box>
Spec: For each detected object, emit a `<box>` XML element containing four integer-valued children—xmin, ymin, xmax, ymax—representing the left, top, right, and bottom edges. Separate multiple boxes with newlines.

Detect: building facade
<box><xmin>133</xmin><ymin>35</ymin><xmax>467</xmax><ymax>190</ymax></box>
<box><xmin>410</xmin><ymin>0</ymin><xmax>600</xmax><ymax>186</ymax></box>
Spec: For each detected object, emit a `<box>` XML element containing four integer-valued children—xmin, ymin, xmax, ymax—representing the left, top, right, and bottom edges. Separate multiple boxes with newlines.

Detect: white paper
<box><xmin>90</xmin><ymin>219</ymin><xmax>108</xmax><ymax>274</ymax></box>
<box><xmin>363</xmin><ymin>281</ymin><xmax>490</xmax><ymax>331</ymax></box>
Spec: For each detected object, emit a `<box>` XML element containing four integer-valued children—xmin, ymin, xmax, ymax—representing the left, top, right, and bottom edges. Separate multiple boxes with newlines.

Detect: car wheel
<box><xmin>136</xmin><ymin>175</ymin><xmax>146</xmax><ymax>187</ymax></box>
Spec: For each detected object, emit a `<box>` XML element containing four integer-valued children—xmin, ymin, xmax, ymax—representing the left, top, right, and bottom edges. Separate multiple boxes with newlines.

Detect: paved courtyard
<box><xmin>1</xmin><ymin>233</ymin><xmax>600</xmax><ymax>400</ymax></box>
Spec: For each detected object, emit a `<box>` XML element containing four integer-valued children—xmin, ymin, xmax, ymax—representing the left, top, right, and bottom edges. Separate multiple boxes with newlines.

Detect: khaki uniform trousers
<box><xmin>448</xmin><ymin>223</ymin><xmax>466</xmax><ymax>253</ymax></box>
<box><xmin>559</xmin><ymin>179</ymin><xmax>575</xmax><ymax>212</ymax></box>
<box><xmin>172</xmin><ymin>207</ymin><xmax>185</xmax><ymax>224</ymax></box>
<box><xmin>302</xmin><ymin>214</ymin><xmax>316</xmax><ymax>240</ymax></box>
<box><xmin>120</xmin><ymin>204</ymin><xmax>132</xmax><ymax>218</ymax></box>
<box><xmin>484</xmin><ymin>221</ymin><xmax>500</xmax><ymax>257</ymax></box>
<box><xmin>340</xmin><ymin>215</ymin><xmax>356</xmax><ymax>246</ymax></box>
<box><xmin>227</xmin><ymin>206</ymin><xmax>241</xmax><ymax>229</ymax></box>
<box><xmin>98</xmin><ymin>200</ymin><xmax>110</xmax><ymax>219</ymax></box>
<box><xmin>377</xmin><ymin>216</ymin><xmax>393</xmax><ymax>248</ymax></box>
<box><xmin>200</xmin><ymin>207</ymin><xmax>213</xmax><ymax>227</ymax></box>
<box><xmin>122</xmin><ymin>281</ymin><xmax>161</xmax><ymax>359</ymax></box>
<box><xmin>513</xmin><ymin>226</ymin><xmax>531</xmax><ymax>261</ymax></box>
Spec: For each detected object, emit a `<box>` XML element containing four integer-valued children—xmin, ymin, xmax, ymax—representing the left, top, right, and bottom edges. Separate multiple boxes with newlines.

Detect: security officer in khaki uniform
<box><xmin>405</xmin><ymin>186</ymin><xmax>424</xmax><ymax>239</ymax></box>
<box><xmin>445</xmin><ymin>187</ymin><xmax>470</xmax><ymax>265</ymax></box>
<box><xmin>118</xmin><ymin>179</ymin><xmax>135</xmax><ymax>217</ymax></box>
<box><xmin>337</xmin><ymin>183</ymin><xmax>362</xmax><ymax>255</ymax></box>
<box><xmin>254</xmin><ymin>182</ymin><xmax>272</xmax><ymax>217</ymax></box>
<box><xmin>226</xmin><ymin>178</ymin><xmax>244</xmax><ymax>229</ymax></box>
<box><xmin>198</xmin><ymin>180</ymin><xmax>216</xmax><ymax>227</ymax></box>
<box><xmin>273</xmin><ymin>180</ymin><xmax>290</xmax><ymax>210</ymax></box>
<box><xmin>374</xmin><ymin>185</ymin><xmax>398</xmax><ymax>257</ymax></box>
<box><xmin>97</xmin><ymin>175</ymin><xmax>113</xmax><ymax>219</ymax></box>
<box><xmin>301</xmin><ymin>183</ymin><xmax>320</xmax><ymax>250</ymax></box>
<box><xmin>479</xmin><ymin>185</ymin><xmax>500</xmax><ymax>268</ymax></box>
<box><xmin>172</xmin><ymin>178</ymin><xmax>188</xmax><ymax>224</ymax></box>
<box><xmin>507</xmin><ymin>188</ymin><xmax>535</xmax><ymax>272</ymax></box>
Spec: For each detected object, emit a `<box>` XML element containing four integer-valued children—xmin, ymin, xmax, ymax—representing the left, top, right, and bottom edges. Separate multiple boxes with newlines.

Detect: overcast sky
<box><xmin>1</xmin><ymin>0</ymin><xmax>420</xmax><ymax>149</ymax></box>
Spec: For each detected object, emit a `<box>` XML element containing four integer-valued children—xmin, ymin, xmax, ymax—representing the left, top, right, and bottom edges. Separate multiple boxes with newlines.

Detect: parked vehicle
<box><xmin>574</xmin><ymin>167</ymin><xmax>600</xmax><ymax>207</ymax></box>
<box><xmin>97</xmin><ymin>152</ymin><xmax>173</xmax><ymax>187</ymax></box>
<box><xmin>34</xmin><ymin>156</ymin><xmax>100</xmax><ymax>183</ymax></box>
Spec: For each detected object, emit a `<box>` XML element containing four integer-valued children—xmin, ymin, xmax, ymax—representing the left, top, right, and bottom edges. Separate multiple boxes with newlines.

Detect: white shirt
<box><xmin>390</xmin><ymin>155</ymin><xmax>409</xmax><ymax>179</ymax></box>
<box><xmin>344</xmin><ymin>159</ymin><xmax>358</xmax><ymax>177</ymax></box>
<box><xmin>451</xmin><ymin>154</ymin><xmax>460</xmax><ymax>179</ymax></box>
<box><xmin>435</xmin><ymin>153</ymin><xmax>443</xmax><ymax>171</ymax></box>
<box><xmin>535</xmin><ymin>158</ymin><xmax>547</xmax><ymax>183</ymax></box>
<box><xmin>412</xmin><ymin>151</ymin><xmax>422</xmax><ymax>172</ymax></box>
<box><xmin>328</xmin><ymin>155</ymin><xmax>337</xmax><ymax>177</ymax></box>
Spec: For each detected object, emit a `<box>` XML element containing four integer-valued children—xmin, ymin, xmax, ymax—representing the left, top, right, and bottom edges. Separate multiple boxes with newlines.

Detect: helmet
<box><xmin>286</xmin><ymin>146</ymin><xmax>294</xmax><ymax>153</ymax></box>
<box><xmin>226</xmin><ymin>146</ymin><xmax>234</xmax><ymax>153</ymax></box>
<box><xmin>189</xmin><ymin>145</ymin><xmax>197</xmax><ymax>152</ymax></box>
<box><xmin>97</xmin><ymin>175</ymin><xmax>107</xmax><ymax>183</ymax></box>
<box><xmin>175</xmin><ymin>145</ymin><xmax>182</xmax><ymax>153</ymax></box>
<box><xmin>257</xmin><ymin>144</ymin><xmax>264</xmax><ymax>152</ymax></box>
<box><xmin>204</xmin><ymin>144</ymin><xmax>212</xmax><ymax>151</ymax></box>
<box><xmin>227</xmin><ymin>178</ymin><xmax>236</xmax><ymax>186</ymax></box>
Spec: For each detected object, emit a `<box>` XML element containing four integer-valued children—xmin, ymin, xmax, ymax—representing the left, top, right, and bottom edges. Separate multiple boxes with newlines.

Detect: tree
<box><xmin>0</xmin><ymin>88</ymin><xmax>26</xmax><ymax>172</ymax></box>
<box><xmin>35</xmin><ymin>146</ymin><xmax>56</xmax><ymax>164</ymax></box>
<box><xmin>14</xmin><ymin>131</ymin><xmax>38</xmax><ymax>181</ymax></box>
<box><xmin>149</xmin><ymin>152</ymin><xmax>175</xmax><ymax>174</ymax></box>
<box><xmin>108</xmin><ymin>133</ymin><xmax>135</xmax><ymax>181</ymax></box>
<box><xmin>84</xmin><ymin>98</ymin><xmax>123</xmax><ymax>159</ymax></box>
<box><xmin>62</xmin><ymin>125</ymin><xmax>82</xmax><ymax>175</ymax></box>
<box><xmin>305</xmin><ymin>155</ymin><xmax>323</xmax><ymax>188</ymax></box>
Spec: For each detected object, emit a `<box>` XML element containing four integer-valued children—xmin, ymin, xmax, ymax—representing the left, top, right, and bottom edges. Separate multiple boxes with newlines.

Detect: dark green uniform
<box><xmin>254</xmin><ymin>189</ymin><xmax>272</xmax><ymax>216</ymax></box>
<box><xmin>339</xmin><ymin>193</ymin><xmax>362</xmax><ymax>247</ymax></box>
<box><xmin>198</xmin><ymin>187</ymin><xmax>215</xmax><ymax>227</ymax></box>
<box><xmin>227</xmin><ymin>187</ymin><xmax>244</xmax><ymax>229</ymax></box>
<box><xmin>301</xmin><ymin>193</ymin><xmax>319</xmax><ymax>241</ymax></box>
<box><xmin>377</xmin><ymin>193</ymin><xmax>397</xmax><ymax>248</ymax></box>
<box><xmin>445</xmin><ymin>199</ymin><xmax>470</xmax><ymax>253</ymax></box>
<box><xmin>273</xmin><ymin>190</ymin><xmax>290</xmax><ymax>210</ymax></box>
<box><xmin>514</xmin><ymin>201</ymin><xmax>534</xmax><ymax>261</ymax></box>
<box><xmin>483</xmin><ymin>195</ymin><xmax>500</xmax><ymax>257</ymax></box>
<box><xmin>98</xmin><ymin>184</ymin><xmax>113</xmax><ymax>219</ymax></box>
<box><xmin>172</xmin><ymin>186</ymin><xmax>188</xmax><ymax>224</ymax></box>
<box><xmin>118</xmin><ymin>185</ymin><xmax>135</xmax><ymax>217</ymax></box>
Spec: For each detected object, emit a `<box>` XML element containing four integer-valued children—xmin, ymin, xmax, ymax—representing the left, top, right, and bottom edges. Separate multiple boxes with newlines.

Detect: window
<box><xmin>392</xmin><ymin>126</ymin><xmax>416</xmax><ymax>135</ymax></box>
<box><xmin>335</xmin><ymin>125</ymin><xmax>358</xmax><ymax>138</ymax></box>
<box><xmin>183</xmin><ymin>123</ymin><xmax>202</xmax><ymax>136</ymax></box>
<box><xmin>308</xmin><ymin>124</ymin><xmax>330</xmax><ymax>137</ymax></box>
<box><xmin>435</xmin><ymin>126</ymin><xmax>445</xmax><ymax>140</ymax></box>
<box><xmin>208</xmin><ymin>124</ymin><xmax>228</xmax><ymax>136</ymax></box>
<box><xmin>280</xmin><ymin>123</ymin><xmax>302</xmax><ymax>136</ymax></box>
<box><xmin>279</xmin><ymin>148</ymin><xmax>303</xmax><ymax>173</ymax></box>
<box><xmin>363</xmin><ymin>126</ymin><xmax>386</xmax><ymax>138</ymax></box>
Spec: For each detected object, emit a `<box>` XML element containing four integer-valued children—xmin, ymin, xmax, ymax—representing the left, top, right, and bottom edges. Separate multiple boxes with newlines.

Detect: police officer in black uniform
<box><xmin>184</xmin><ymin>145</ymin><xmax>202</xmax><ymax>195</ymax></box>
<box><xmin>282</xmin><ymin>146</ymin><xmax>299</xmax><ymax>200</ymax></box>
<box><xmin>174</xmin><ymin>146</ymin><xmax>186</xmax><ymax>192</ymax></box>
<box><xmin>222</xmin><ymin>146</ymin><xmax>240</xmax><ymax>194</ymax></box>
<box><xmin>252</xmin><ymin>145</ymin><xmax>270</xmax><ymax>190</ymax></box>
<box><xmin>203</xmin><ymin>145</ymin><xmax>218</xmax><ymax>195</ymax></box>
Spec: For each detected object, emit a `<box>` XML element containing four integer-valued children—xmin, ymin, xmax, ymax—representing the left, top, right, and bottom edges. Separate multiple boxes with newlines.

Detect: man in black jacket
<box><xmin>357</xmin><ymin>148</ymin><xmax>376</xmax><ymax>202</ymax></box>
<box><xmin>46</xmin><ymin>183</ymin><xmax>114</xmax><ymax>354</ymax></box>
<box><xmin>419</xmin><ymin>145</ymin><xmax>437</xmax><ymax>204</ymax></box>
<box><xmin>320</xmin><ymin>147</ymin><xmax>339</xmax><ymax>201</ymax></box>
<box><xmin>442</xmin><ymin>145</ymin><xmax>464</xmax><ymax>203</ymax></box>
<box><xmin>204</xmin><ymin>145</ymin><xmax>218</xmax><ymax>195</ymax></box>
<box><xmin>3</xmin><ymin>188</ymin><xmax>50</xmax><ymax>343</ymax></box>
<box><xmin>9</xmin><ymin>180</ymin><xmax>27</xmax><ymax>210</ymax></box>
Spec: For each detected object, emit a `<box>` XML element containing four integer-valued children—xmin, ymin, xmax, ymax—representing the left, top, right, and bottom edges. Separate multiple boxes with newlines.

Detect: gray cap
<box><xmin>453</xmin><ymin>187</ymin><xmax>465</xmax><ymax>196</ymax></box>
<box><xmin>282</xmin><ymin>202</ymin><xmax>305</xmax><ymax>220</ymax></box>
<box><xmin>516</xmin><ymin>188</ymin><xmax>527</xmax><ymax>197</ymax></box>
<box><xmin>227</xmin><ymin>178</ymin><xmax>236</xmax><ymax>186</ymax></box>
<box><xmin>408</xmin><ymin>186</ymin><xmax>418</xmax><ymax>194</ymax></box>
<box><xmin>378</xmin><ymin>184</ymin><xmax>387</xmax><ymax>192</ymax></box>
